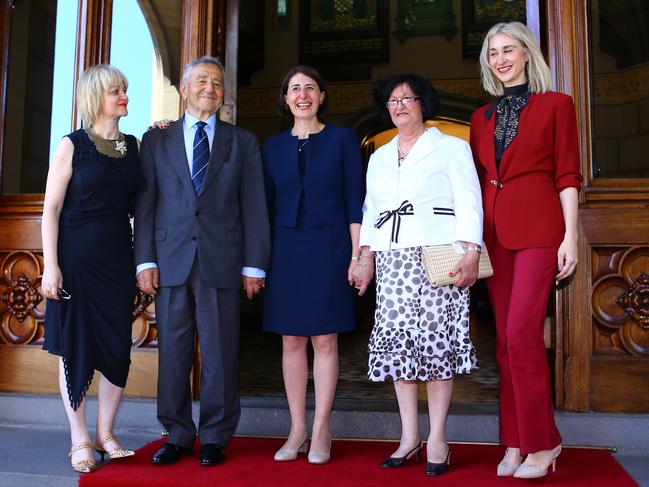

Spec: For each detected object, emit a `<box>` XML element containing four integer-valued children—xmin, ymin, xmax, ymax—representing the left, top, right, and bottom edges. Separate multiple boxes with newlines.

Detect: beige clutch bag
<box><xmin>421</xmin><ymin>244</ymin><xmax>493</xmax><ymax>286</ymax></box>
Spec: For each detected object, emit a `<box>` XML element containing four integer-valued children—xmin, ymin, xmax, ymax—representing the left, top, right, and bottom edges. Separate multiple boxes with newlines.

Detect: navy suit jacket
<box><xmin>262</xmin><ymin>124</ymin><xmax>363</xmax><ymax>228</ymax></box>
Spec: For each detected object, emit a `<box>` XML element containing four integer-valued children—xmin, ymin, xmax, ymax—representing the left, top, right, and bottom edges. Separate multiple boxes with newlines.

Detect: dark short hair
<box><xmin>277</xmin><ymin>65</ymin><xmax>329</xmax><ymax>121</ymax></box>
<box><xmin>374</xmin><ymin>73</ymin><xmax>440</xmax><ymax>125</ymax></box>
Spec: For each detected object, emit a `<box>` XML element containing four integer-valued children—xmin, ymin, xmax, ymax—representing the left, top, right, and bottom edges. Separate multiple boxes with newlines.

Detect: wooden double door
<box><xmin>0</xmin><ymin>0</ymin><xmax>647</xmax><ymax>412</ymax></box>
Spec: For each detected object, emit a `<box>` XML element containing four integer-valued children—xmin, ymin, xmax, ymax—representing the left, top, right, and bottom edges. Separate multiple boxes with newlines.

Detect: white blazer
<box><xmin>360</xmin><ymin>127</ymin><xmax>483</xmax><ymax>251</ymax></box>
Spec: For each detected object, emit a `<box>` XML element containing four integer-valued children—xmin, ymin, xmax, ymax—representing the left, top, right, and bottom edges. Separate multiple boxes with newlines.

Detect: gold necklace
<box><xmin>85</xmin><ymin>127</ymin><xmax>127</xmax><ymax>158</ymax></box>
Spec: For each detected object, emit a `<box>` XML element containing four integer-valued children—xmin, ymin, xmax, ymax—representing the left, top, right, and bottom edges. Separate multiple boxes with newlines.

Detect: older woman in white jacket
<box><xmin>353</xmin><ymin>73</ymin><xmax>483</xmax><ymax>477</ymax></box>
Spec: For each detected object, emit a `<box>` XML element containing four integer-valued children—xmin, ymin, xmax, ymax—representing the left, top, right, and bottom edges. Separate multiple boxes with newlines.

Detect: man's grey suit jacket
<box><xmin>134</xmin><ymin>117</ymin><xmax>270</xmax><ymax>289</ymax></box>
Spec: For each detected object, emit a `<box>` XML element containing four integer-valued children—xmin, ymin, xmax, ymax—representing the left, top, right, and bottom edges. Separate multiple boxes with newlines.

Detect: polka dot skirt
<box><xmin>368</xmin><ymin>247</ymin><xmax>477</xmax><ymax>382</ymax></box>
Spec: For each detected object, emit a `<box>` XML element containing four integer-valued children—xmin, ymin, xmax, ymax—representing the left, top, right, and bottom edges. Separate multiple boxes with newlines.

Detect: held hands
<box><xmin>41</xmin><ymin>265</ymin><xmax>63</xmax><ymax>300</ymax></box>
<box><xmin>242</xmin><ymin>276</ymin><xmax>265</xmax><ymax>300</ymax></box>
<box><xmin>136</xmin><ymin>268</ymin><xmax>159</xmax><ymax>296</ymax></box>
<box><xmin>449</xmin><ymin>250</ymin><xmax>480</xmax><ymax>288</ymax></box>
<box><xmin>350</xmin><ymin>255</ymin><xmax>374</xmax><ymax>296</ymax></box>
<box><xmin>556</xmin><ymin>234</ymin><xmax>578</xmax><ymax>281</ymax></box>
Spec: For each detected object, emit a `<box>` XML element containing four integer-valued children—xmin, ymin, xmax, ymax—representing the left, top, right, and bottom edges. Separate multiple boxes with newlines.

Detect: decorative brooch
<box><xmin>115</xmin><ymin>140</ymin><xmax>127</xmax><ymax>155</ymax></box>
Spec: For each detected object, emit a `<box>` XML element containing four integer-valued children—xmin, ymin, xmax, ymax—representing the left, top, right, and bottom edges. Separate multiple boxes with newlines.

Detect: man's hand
<box><xmin>242</xmin><ymin>276</ymin><xmax>265</xmax><ymax>300</ymax></box>
<box><xmin>137</xmin><ymin>268</ymin><xmax>159</xmax><ymax>296</ymax></box>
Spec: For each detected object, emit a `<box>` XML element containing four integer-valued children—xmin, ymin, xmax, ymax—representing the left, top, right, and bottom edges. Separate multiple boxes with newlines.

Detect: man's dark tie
<box><xmin>192</xmin><ymin>121</ymin><xmax>210</xmax><ymax>195</ymax></box>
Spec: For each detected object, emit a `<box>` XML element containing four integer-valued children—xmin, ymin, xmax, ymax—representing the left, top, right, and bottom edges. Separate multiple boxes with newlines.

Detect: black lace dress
<box><xmin>44</xmin><ymin>128</ymin><xmax>142</xmax><ymax>410</ymax></box>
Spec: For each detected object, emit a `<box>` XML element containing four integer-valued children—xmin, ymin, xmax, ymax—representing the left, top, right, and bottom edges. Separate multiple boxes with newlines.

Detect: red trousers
<box><xmin>486</xmin><ymin>238</ymin><xmax>562</xmax><ymax>454</ymax></box>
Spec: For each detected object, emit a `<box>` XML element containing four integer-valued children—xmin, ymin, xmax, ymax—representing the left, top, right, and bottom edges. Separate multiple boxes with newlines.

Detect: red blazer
<box><xmin>470</xmin><ymin>92</ymin><xmax>582</xmax><ymax>250</ymax></box>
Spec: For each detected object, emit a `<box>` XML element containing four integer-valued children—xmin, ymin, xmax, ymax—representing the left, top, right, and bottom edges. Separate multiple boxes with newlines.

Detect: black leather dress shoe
<box><xmin>152</xmin><ymin>442</ymin><xmax>192</xmax><ymax>465</ymax></box>
<box><xmin>199</xmin><ymin>443</ymin><xmax>226</xmax><ymax>466</ymax></box>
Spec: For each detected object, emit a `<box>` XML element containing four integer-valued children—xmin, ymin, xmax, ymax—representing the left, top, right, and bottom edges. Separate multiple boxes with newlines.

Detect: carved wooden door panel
<box><xmin>548</xmin><ymin>0</ymin><xmax>649</xmax><ymax>412</ymax></box>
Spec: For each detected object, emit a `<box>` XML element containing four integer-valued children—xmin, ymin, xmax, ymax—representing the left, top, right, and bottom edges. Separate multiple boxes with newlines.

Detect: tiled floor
<box><xmin>239</xmin><ymin>291</ymin><xmax>500</xmax><ymax>405</ymax></box>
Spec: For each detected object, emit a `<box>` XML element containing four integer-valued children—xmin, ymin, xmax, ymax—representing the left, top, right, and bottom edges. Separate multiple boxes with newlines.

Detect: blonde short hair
<box><xmin>479</xmin><ymin>22</ymin><xmax>552</xmax><ymax>97</ymax></box>
<box><xmin>76</xmin><ymin>64</ymin><xmax>128</xmax><ymax>126</ymax></box>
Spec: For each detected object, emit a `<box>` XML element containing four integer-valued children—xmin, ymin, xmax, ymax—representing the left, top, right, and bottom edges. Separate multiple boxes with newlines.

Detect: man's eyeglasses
<box><xmin>385</xmin><ymin>96</ymin><xmax>420</xmax><ymax>109</ymax></box>
<box><xmin>59</xmin><ymin>288</ymin><xmax>71</xmax><ymax>300</ymax></box>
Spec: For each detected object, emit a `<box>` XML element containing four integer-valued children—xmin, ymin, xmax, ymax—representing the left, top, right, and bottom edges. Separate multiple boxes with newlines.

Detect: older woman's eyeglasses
<box><xmin>385</xmin><ymin>96</ymin><xmax>420</xmax><ymax>108</ymax></box>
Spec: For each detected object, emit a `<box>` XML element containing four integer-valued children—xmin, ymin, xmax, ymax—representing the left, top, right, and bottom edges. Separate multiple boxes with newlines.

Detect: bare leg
<box><xmin>58</xmin><ymin>358</ymin><xmax>93</xmax><ymax>465</ymax></box>
<box><xmin>390</xmin><ymin>380</ymin><xmax>421</xmax><ymax>457</ymax></box>
<box><xmin>310</xmin><ymin>333</ymin><xmax>338</xmax><ymax>453</ymax></box>
<box><xmin>280</xmin><ymin>335</ymin><xmax>309</xmax><ymax>449</ymax></box>
<box><xmin>96</xmin><ymin>374</ymin><xmax>126</xmax><ymax>452</ymax></box>
<box><xmin>425</xmin><ymin>378</ymin><xmax>453</xmax><ymax>463</ymax></box>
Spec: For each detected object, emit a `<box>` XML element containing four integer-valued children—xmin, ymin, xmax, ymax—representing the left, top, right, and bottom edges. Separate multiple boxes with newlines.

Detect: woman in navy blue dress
<box><xmin>41</xmin><ymin>65</ymin><xmax>141</xmax><ymax>473</ymax></box>
<box><xmin>262</xmin><ymin>65</ymin><xmax>363</xmax><ymax>464</ymax></box>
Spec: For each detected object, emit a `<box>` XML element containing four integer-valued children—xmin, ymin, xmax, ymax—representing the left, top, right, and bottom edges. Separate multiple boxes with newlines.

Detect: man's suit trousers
<box><xmin>155</xmin><ymin>254</ymin><xmax>241</xmax><ymax>449</ymax></box>
<box><xmin>486</xmin><ymin>238</ymin><xmax>562</xmax><ymax>454</ymax></box>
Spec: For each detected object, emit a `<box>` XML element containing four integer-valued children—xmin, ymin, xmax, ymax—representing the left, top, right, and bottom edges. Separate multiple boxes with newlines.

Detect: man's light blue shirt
<box><xmin>136</xmin><ymin>111</ymin><xmax>265</xmax><ymax>278</ymax></box>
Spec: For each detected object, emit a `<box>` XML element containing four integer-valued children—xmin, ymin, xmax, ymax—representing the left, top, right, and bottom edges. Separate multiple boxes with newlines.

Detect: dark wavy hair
<box><xmin>374</xmin><ymin>73</ymin><xmax>440</xmax><ymax>125</ymax></box>
<box><xmin>277</xmin><ymin>65</ymin><xmax>328</xmax><ymax>121</ymax></box>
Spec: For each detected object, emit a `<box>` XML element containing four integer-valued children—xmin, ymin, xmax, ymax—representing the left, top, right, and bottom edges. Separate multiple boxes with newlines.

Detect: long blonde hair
<box><xmin>76</xmin><ymin>64</ymin><xmax>128</xmax><ymax>126</ymax></box>
<box><xmin>479</xmin><ymin>22</ymin><xmax>552</xmax><ymax>97</ymax></box>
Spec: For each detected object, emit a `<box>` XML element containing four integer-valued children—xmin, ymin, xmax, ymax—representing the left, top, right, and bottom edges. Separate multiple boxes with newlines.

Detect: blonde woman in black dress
<box><xmin>42</xmin><ymin>65</ymin><xmax>142</xmax><ymax>473</ymax></box>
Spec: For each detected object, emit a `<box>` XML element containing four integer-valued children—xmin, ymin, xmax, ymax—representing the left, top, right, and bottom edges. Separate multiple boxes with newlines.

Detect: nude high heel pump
<box><xmin>274</xmin><ymin>437</ymin><xmax>310</xmax><ymax>461</ymax></box>
<box><xmin>308</xmin><ymin>436</ymin><xmax>332</xmax><ymax>465</ymax></box>
<box><xmin>513</xmin><ymin>445</ymin><xmax>561</xmax><ymax>479</ymax></box>
<box><xmin>496</xmin><ymin>447</ymin><xmax>522</xmax><ymax>477</ymax></box>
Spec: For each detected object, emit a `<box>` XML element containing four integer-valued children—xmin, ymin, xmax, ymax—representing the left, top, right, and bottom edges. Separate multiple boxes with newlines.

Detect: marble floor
<box><xmin>238</xmin><ymin>289</ymin><xmax>500</xmax><ymax>406</ymax></box>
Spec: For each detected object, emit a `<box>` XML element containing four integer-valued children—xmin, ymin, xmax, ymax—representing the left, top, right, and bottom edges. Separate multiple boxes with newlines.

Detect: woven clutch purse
<box><xmin>421</xmin><ymin>244</ymin><xmax>493</xmax><ymax>286</ymax></box>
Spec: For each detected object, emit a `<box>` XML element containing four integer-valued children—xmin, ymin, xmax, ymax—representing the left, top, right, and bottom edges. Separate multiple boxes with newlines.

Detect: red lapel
<box><xmin>477</xmin><ymin>109</ymin><xmax>498</xmax><ymax>178</ymax></box>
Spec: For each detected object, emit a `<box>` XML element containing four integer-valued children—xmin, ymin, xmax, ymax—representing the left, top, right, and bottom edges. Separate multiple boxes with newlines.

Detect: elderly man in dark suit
<box><xmin>134</xmin><ymin>55</ymin><xmax>270</xmax><ymax>466</ymax></box>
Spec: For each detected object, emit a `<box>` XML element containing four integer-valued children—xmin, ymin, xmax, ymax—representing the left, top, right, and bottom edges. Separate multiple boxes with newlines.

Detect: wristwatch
<box><xmin>464</xmin><ymin>245</ymin><xmax>482</xmax><ymax>253</ymax></box>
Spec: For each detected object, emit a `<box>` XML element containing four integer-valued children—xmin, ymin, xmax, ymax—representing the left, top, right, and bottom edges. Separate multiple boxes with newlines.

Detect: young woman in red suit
<box><xmin>469</xmin><ymin>22</ymin><xmax>582</xmax><ymax>479</ymax></box>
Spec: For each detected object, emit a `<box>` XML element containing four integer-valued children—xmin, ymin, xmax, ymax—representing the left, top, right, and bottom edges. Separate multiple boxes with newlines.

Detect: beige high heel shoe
<box><xmin>496</xmin><ymin>447</ymin><xmax>522</xmax><ymax>477</ymax></box>
<box><xmin>69</xmin><ymin>442</ymin><xmax>96</xmax><ymax>473</ymax></box>
<box><xmin>274</xmin><ymin>437</ymin><xmax>310</xmax><ymax>461</ymax></box>
<box><xmin>94</xmin><ymin>433</ymin><xmax>135</xmax><ymax>461</ymax></box>
<box><xmin>308</xmin><ymin>435</ymin><xmax>332</xmax><ymax>465</ymax></box>
<box><xmin>513</xmin><ymin>444</ymin><xmax>561</xmax><ymax>479</ymax></box>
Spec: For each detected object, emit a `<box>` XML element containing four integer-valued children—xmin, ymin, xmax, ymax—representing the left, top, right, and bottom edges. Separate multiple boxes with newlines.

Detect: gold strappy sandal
<box><xmin>94</xmin><ymin>433</ymin><xmax>135</xmax><ymax>461</ymax></box>
<box><xmin>69</xmin><ymin>442</ymin><xmax>96</xmax><ymax>473</ymax></box>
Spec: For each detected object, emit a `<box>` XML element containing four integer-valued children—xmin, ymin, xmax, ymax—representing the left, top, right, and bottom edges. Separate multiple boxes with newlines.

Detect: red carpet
<box><xmin>79</xmin><ymin>437</ymin><xmax>638</xmax><ymax>487</ymax></box>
